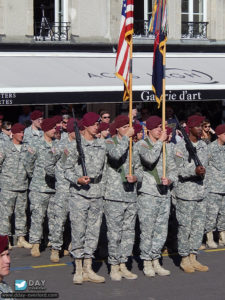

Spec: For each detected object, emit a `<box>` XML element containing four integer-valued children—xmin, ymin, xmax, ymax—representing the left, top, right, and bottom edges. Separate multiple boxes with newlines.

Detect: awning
<box><xmin>0</xmin><ymin>52</ymin><xmax>225</xmax><ymax>105</ymax></box>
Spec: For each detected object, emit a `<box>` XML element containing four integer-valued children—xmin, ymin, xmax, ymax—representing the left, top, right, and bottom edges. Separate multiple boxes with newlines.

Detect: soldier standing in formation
<box><xmin>23</xmin><ymin>110</ymin><xmax>43</xmax><ymax>143</ymax></box>
<box><xmin>104</xmin><ymin>115</ymin><xmax>138</xmax><ymax>281</ymax></box>
<box><xmin>174</xmin><ymin>115</ymin><xmax>209</xmax><ymax>273</ymax></box>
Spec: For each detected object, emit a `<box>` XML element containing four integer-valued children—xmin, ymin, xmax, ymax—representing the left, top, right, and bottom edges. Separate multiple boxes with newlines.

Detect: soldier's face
<box><xmin>0</xmin><ymin>250</ymin><xmax>10</xmax><ymax>279</ymax></box>
<box><xmin>45</xmin><ymin>127</ymin><xmax>56</xmax><ymax>139</ymax></box>
<box><xmin>149</xmin><ymin>125</ymin><xmax>162</xmax><ymax>139</ymax></box>
<box><xmin>190</xmin><ymin>125</ymin><xmax>202</xmax><ymax>138</ymax></box>
<box><xmin>86</xmin><ymin>122</ymin><xmax>99</xmax><ymax>136</ymax></box>
<box><xmin>33</xmin><ymin>118</ymin><xmax>43</xmax><ymax>129</ymax></box>
<box><xmin>218</xmin><ymin>133</ymin><xmax>225</xmax><ymax>144</ymax></box>
<box><xmin>13</xmin><ymin>131</ymin><xmax>24</xmax><ymax>143</ymax></box>
<box><xmin>117</xmin><ymin>124</ymin><xmax>129</xmax><ymax>136</ymax></box>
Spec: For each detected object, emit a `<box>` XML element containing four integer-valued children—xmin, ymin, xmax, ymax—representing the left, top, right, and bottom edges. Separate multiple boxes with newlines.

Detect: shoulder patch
<box><xmin>106</xmin><ymin>140</ymin><xmax>114</xmax><ymax>144</ymax></box>
<box><xmin>141</xmin><ymin>143</ymin><xmax>149</xmax><ymax>149</ymax></box>
<box><xmin>175</xmin><ymin>151</ymin><xmax>183</xmax><ymax>158</ymax></box>
<box><xmin>28</xmin><ymin>147</ymin><xmax>35</xmax><ymax>154</ymax></box>
<box><xmin>64</xmin><ymin>148</ymin><xmax>69</xmax><ymax>156</ymax></box>
<box><xmin>51</xmin><ymin>147</ymin><xmax>56</xmax><ymax>154</ymax></box>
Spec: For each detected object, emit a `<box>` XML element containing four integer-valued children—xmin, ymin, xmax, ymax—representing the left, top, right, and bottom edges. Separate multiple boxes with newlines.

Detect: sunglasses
<box><xmin>203</xmin><ymin>125</ymin><xmax>210</xmax><ymax>128</ymax></box>
<box><xmin>103</xmin><ymin>116</ymin><xmax>110</xmax><ymax>119</ymax></box>
<box><xmin>5</xmin><ymin>128</ymin><xmax>11</xmax><ymax>131</ymax></box>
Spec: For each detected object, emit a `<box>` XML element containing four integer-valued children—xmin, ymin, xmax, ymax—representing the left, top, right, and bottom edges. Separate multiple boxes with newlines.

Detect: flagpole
<box><xmin>129</xmin><ymin>35</ymin><xmax>133</xmax><ymax>176</ymax></box>
<box><xmin>162</xmin><ymin>41</ymin><xmax>166</xmax><ymax>178</ymax></box>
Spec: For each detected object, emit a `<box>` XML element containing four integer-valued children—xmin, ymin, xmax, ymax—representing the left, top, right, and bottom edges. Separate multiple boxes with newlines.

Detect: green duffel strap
<box><xmin>144</xmin><ymin>138</ymin><xmax>161</xmax><ymax>185</ymax></box>
<box><xmin>112</xmin><ymin>136</ymin><xmax>127</xmax><ymax>183</ymax></box>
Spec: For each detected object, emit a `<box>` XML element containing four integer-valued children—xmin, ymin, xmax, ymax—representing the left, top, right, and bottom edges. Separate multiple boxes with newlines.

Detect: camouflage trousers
<box><xmin>205</xmin><ymin>193</ymin><xmax>225</xmax><ymax>233</ymax></box>
<box><xmin>0</xmin><ymin>189</ymin><xmax>28</xmax><ymax>236</ymax></box>
<box><xmin>138</xmin><ymin>193</ymin><xmax>170</xmax><ymax>260</ymax></box>
<box><xmin>176</xmin><ymin>198</ymin><xmax>206</xmax><ymax>257</ymax></box>
<box><xmin>51</xmin><ymin>190</ymin><xmax>70</xmax><ymax>250</ymax></box>
<box><xmin>104</xmin><ymin>200</ymin><xmax>137</xmax><ymax>265</ymax></box>
<box><xmin>29</xmin><ymin>191</ymin><xmax>55</xmax><ymax>244</ymax></box>
<box><xmin>69</xmin><ymin>194</ymin><xmax>103</xmax><ymax>259</ymax></box>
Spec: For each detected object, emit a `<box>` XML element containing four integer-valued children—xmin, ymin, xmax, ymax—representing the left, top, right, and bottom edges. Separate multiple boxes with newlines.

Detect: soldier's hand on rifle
<box><xmin>161</xmin><ymin>177</ymin><xmax>171</xmax><ymax>186</ymax></box>
<box><xmin>77</xmin><ymin>176</ymin><xmax>90</xmax><ymax>185</ymax></box>
<box><xmin>126</xmin><ymin>175</ymin><xmax>137</xmax><ymax>183</ymax></box>
<box><xmin>124</xmin><ymin>127</ymin><xmax>134</xmax><ymax>138</ymax></box>
<box><xmin>159</xmin><ymin>130</ymin><xmax>167</xmax><ymax>142</ymax></box>
<box><xmin>195</xmin><ymin>166</ymin><xmax>205</xmax><ymax>176</ymax></box>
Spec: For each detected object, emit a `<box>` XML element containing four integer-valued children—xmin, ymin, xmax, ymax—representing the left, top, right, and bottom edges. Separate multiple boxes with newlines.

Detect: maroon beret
<box><xmin>133</xmin><ymin>123</ymin><xmax>143</xmax><ymax>136</ymax></box>
<box><xmin>41</xmin><ymin>118</ymin><xmax>57</xmax><ymax>132</ymax></box>
<box><xmin>30</xmin><ymin>110</ymin><xmax>43</xmax><ymax>121</ymax></box>
<box><xmin>109</xmin><ymin>122</ymin><xmax>117</xmax><ymax>137</ymax></box>
<box><xmin>166</xmin><ymin>127</ymin><xmax>173</xmax><ymax>136</ymax></box>
<box><xmin>0</xmin><ymin>115</ymin><xmax>4</xmax><ymax>120</ymax></box>
<box><xmin>114</xmin><ymin>115</ymin><xmax>129</xmax><ymax>129</ymax></box>
<box><xmin>83</xmin><ymin>112</ymin><xmax>100</xmax><ymax>127</ymax></box>
<box><xmin>98</xmin><ymin>122</ymin><xmax>110</xmax><ymax>133</ymax></box>
<box><xmin>55</xmin><ymin>126</ymin><xmax>61</xmax><ymax>133</ymax></box>
<box><xmin>187</xmin><ymin>115</ymin><xmax>205</xmax><ymax>128</ymax></box>
<box><xmin>53</xmin><ymin>115</ymin><xmax>62</xmax><ymax>124</ymax></box>
<box><xmin>146</xmin><ymin>116</ymin><xmax>162</xmax><ymax>130</ymax></box>
<box><xmin>0</xmin><ymin>235</ymin><xmax>9</xmax><ymax>254</ymax></box>
<box><xmin>11</xmin><ymin>123</ymin><xmax>25</xmax><ymax>134</ymax></box>
<box><xmin>67</xmin><ymin>118</ymin><xmax>75</xmax><ymax>133</ymax></box>
<box><xmin>215</xmin><ymin>124</ymin><xmax>225</xmax><ymax>136</ymax></box>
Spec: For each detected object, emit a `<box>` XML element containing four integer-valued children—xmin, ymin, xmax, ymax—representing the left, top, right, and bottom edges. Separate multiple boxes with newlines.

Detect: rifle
<box><xmin>71</xmin><ymin>107</ymin><xmax>87</xmax><ymax>176</ymax></box>
<box><xmin>174</xmin><ymin>115</ymin><xmax>203</xmax><ymax>167</ymax></box>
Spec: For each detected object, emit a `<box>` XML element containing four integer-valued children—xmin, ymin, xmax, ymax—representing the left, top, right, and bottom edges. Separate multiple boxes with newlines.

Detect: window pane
<box><xmin>182</xmin><ymin>0</ymin><xmax>188</xmax><ymax>13</ymax></box>
<box><xmin>194</xmin><ymin>0</ymin><xmax>203</xmax><ymax>13</ymax></box>
<box><xmin>182</xmin><ymin>14</ymin><xmax>189</xmax><ymax>23</ymax></box>
<box><xmin>194</xmin><ymin>14</ymin><xmax>203</xmax><ymax>22</ymax></box>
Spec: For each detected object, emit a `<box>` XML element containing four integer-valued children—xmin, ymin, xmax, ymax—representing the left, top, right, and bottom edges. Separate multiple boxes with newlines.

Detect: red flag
<box><xmin>115</xmin><ymin>0</ymin><xmax>134</xmax><ymax>101</ymax></box>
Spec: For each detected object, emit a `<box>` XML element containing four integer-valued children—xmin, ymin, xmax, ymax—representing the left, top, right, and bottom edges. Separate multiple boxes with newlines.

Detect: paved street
<box><xmin>5</xmin><ymin>246</ymin><xmax>225</xmax><ymax>300</ymax></box>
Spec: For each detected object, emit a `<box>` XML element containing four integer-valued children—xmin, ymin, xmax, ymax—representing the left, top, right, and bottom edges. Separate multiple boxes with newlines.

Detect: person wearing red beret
<box><xmin>23</xmin><ymin>117</ymin><xmax>58</xmax><ymax>258</ymax></box>
<box><xmin>64</xmin><ymin>112</ymin><xmax>107</xmax><ymax>284</ymax></box>
<box><xmin>0</xmin><ymin>124</ymin><xmax>31</xmax><ymax>250</ymax></box>
<box><xmin>133</xmin><ymin>123</ymin><xmax>143</xmax><ymax>143</ymax></box>
<box><xmin>23</xmin><ymin>110</ymin><xmax>43</xmax><ymax>144</ymax></box>
<box><xmin>134</xmin><ymin>115</ymin><xmax>177</xmax><ymax>277</ymax></box>
<box><xmin>104</xmin><ymin>115</ymin><xmax>140</xmax><ymax>281</ymax></box>
<box><xmin>0</xmin><ymin>236</ymin><xmax>13</xmax><ymax>298</ymax></box>
<box><xmin>174</xmin><ymin>115</ymin><xmax>209</xmax><ymax>273</ymax></box>
<box><xmin>205</xmin><ymin>124</ymin><xmax>225</xmax><ymax>249</ymax></box>
<box><xmin>97</xmin><ymin>122</ymin><xmax>110</xmax><ymax>139</ymax></box>
<box><xmin>45</xmin><ymin>118</ymin><xmax>76</xmax><ymax>263</ymax></box>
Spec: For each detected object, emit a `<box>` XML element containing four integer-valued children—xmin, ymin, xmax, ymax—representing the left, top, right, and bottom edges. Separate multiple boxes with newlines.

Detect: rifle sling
<box><xmin>112</xmin><ymin>136</ymin><xmax>127</xmax><ymax>183</ymax></box>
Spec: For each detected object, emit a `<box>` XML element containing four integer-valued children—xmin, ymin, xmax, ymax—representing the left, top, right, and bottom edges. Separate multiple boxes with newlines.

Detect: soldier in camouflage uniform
<box><xmin>0</xmin><ymin>124</ymin><xmax>31</xmax><ymax>249</ymax></box>
<box><xmin>23</xmin><ymin>110</ymin><xmax>43</xmax><ymax>143</ymax></box>
<box><xmin>0</xmin><ymin>236</ymin><xmax>14</xmax><ymax>300</ymax></box>
<box><xmin>104</xmin><ymin>115</ymin><xmax>139</xmax><ymax>281</ymax></box>
<box><xmin>45</xmin><ymin>118</ymin><xmax>76</xmax><ymax>263</ymax></box>
<box><xmin>134</xmin><ymin>116</ymin><xmax>177</xmax><ymax>277</ymax></box>
<box><xmin>174</xmin><ymin>115</ymin><xmax>209</xmax><ymax>273</ymax></box>
<box><xmin>24</xmin><ymin>118</ymin><xmax>57</xmax><ymax>257</ymax></box>
<box><xmin>205</xmin><ymin>124</ymin><xmax>225</xmax><ymax>248</ymax></box>
<box><xmin>64</xmin><ymin>112</ymin><xmax>106</xmax><ymax>285</ymax></box>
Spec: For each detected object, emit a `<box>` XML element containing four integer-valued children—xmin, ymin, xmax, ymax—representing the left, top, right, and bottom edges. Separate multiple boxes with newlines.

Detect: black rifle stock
<box><xmin>174</xmin><ymin>115</ymin><xmax>202</xmax><ymax>167</ymax></box>
<box><xmin>71</xmin><ymin>108</ymin><xmax>87</xmax><ymax>176</ymax></box>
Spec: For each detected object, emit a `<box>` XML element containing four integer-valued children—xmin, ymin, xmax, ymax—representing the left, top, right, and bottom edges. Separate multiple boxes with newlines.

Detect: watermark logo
<box><xmin>15</xmin><ymin>280</ymin><xmax>27</xmax><ymax>291</ymax></box>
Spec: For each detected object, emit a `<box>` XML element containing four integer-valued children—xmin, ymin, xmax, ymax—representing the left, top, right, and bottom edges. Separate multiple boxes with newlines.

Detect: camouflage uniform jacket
<box><xmin>206</xmin><ymin>140</ymin><xmax>225</xmax><ymax>194</ymax></box>
<box><xmin>64</xmin><ymin>136</ymin><xmax>107</xmax><ymax>198</ymax></box>
<box><xmin>0</xmin><ymin>132</ymin><xmax>11</xmax><ymax>142</ymax></box>
<box><xmin>0</xmin><ymin>281</ymin><xmax>13</xmax><ymax>300</ymax></box>
<box><xmin>0</xmin><ymin>140</ymin><xmax>28</xmax><ymax>191</ymax></box>
<box><xmin>45</xmin><ymin>138</ymin><xmax>75</xmax><ymax>191</ymax></box>
<box><xmin>24</xmin><ymin>137</ymin><xmax>56</xmax><ymax>193</ymax></box>
<box><xmin>23</xmin><ymin>125</ymin><xmax>43</xmax><ymax>144</ymax></box>
<box><xmin>104</xmin><ymin>135</ymin><xmax>141</xmax><ymax>202</ymax></box>
<box><xmin>134</xmin><ymin>137</ymin><xmax>177</xmax><ymax>196</ymax></box>
<box><xmin>174</xmin><ymin>139</ymin><xmax>208</xmax><ymax>200</ymax></box>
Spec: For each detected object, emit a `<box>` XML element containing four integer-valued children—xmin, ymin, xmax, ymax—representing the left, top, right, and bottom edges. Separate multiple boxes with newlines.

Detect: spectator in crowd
<box><xmin>61</xmin><ymin>114</ymin><xmax>70</xmax><ymax>140</ymax></box>
<box><xmin>0</xmin><ymin>122</ymin><xmax>12</xmax><ymax>142</ymax></box>
<box><xmin>18</xmin><ymin>106</ymin><xmax>31</xmax><ymax>125</ymax></box>
<box><xmin>201</xmin><ymin>119</ymin><xmax>216</xmax><ymax>144</ymax></box>
<box><xmin>100</xmin><ymin>111</ymin><xmax>111</xmax><ymax>124</ymax></box>
<box><xmin>0</xmin><ymin>115</ymin><xmax>4</xmax><ymax>131</ymax></box>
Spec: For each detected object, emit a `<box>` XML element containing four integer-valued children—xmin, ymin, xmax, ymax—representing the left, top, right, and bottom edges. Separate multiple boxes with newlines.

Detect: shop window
<box><xmin>181</xmin><ymin>0</ymin><xmax>208</xmax><ymax>39</ymax></box>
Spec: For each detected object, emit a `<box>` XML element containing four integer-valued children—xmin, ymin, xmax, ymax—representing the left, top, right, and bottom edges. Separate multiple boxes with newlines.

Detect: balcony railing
<box><xmin>133</xmin><ymin>20</ymin><xmax>154</xmax><ymax>39</ymax></box>
<box><xmin>34</xmin><ymin>22</ymin><xmax>71</xmax><ymax>41</ymax></box>
<box><xmin>181</xmin><ymin>22</ymin><xmax>208</xmax><ymax>39</ymax></box>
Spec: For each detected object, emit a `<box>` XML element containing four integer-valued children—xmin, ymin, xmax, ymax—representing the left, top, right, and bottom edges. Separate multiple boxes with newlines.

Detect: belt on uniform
<box><xmin>89</xmin><ymin>175</ymin><xmax>102</xmax><ymax>184</ymax></box>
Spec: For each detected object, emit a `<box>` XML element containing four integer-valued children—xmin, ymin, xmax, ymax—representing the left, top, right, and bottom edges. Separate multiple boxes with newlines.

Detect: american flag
<box><xmin>115</xmin><ymin>0</ymin><xmax>134</xmax><ymax>101</ymax></box>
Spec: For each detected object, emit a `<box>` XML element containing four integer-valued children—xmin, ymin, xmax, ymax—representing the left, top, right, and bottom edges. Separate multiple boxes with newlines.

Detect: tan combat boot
<box><xmin>189</xmin><ymin>253</ymin><xmax>209</xmax><ymax>272</ymax></box>
<box><xmin>206</xmin><ymin>231</ymin><xmax>217</xmax><ymax>248</ymax></box>
<box><xmin>50</xmin><ymin>249</ymin><xmax>59</xmax><ymax>263</ymax></box>
<box><xmin>73</xmin><ymin>259</ymin><xmax>83</xmax><ymax>284</ymax></box>
<box><xmin>110</xmin><ymin>265</ymin><xmax>122</xmax><ymax>281</ymax></box>
<box><xmin>31</xmin><ymin>244</ymin><xmax>40</xmax><ymax>257</ymax></box>
<box><xmin>152</xmin><ymin>259</ymin><xmax>170</xmax><ymax>276</ymax></box>
<box><xmin>143</xmin><ymin>260</ymin><xmax>155</xmax><ymax>277</ymax></box>
<box><xmin>180</xmin><ymin>256</ymin><xmax>195</xmax><ymax>273</ymax></box>
<box><xmin>8</xmin><ymin>241</ymin><xmax>13</xmax><ymax>250</ymax></box>
<box><xmin>219</xmin><ymin>231</ymin><xmax>225</xmax><ymax>246</ymax></box>
<box><xmin>64</xmin><ymin>243</ymin><xmax>72</xmax><ymax>256</ymax></box>
<box><xmin>83</xmin><ymin>258</ymin><xmax>105</xmax><ymax>283</ymax></box>
<box><xmin>199</xmin><ymin>244</ymin><xmax>206</xmax><ymax>250</ymax></box>
<box><xmin>17</xmin><ymin>236</ymin><xmax>32</xmax><ymax>249</ymax></box>
<box><xmin>120</xmin><ymin>263</ymin><xmax>138</xmax><ymax>280</ymax></box>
